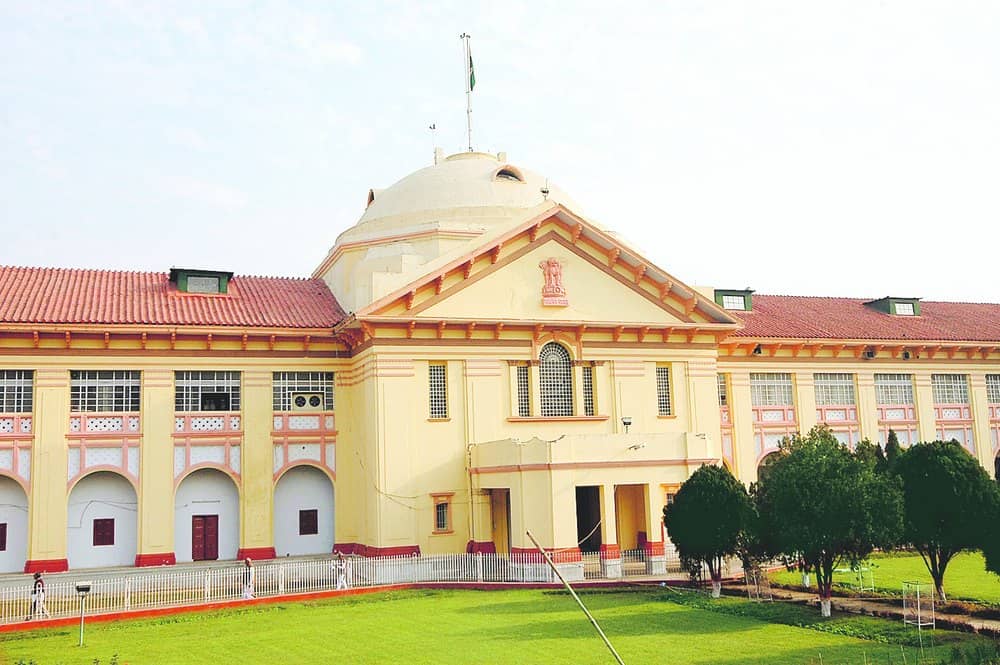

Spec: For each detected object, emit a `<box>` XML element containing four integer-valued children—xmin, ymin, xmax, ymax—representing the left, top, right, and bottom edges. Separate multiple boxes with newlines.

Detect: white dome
<box><xmin>336</xmin><ymin>151</ymin><xmax>579</xmax><ymax>244</ymax></box>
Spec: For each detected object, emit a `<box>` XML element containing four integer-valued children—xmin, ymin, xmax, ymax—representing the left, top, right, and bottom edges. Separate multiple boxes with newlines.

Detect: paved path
<box><xmin>731</xmin><ymin>583</ymin><xmax>1000</xmax><ymax>636</ymax></box>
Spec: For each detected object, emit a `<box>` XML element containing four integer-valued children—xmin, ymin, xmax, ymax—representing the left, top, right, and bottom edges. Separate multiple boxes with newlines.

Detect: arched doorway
<box><xmin>273</xmin><ymin>465</ymin><xmax>334</xmax><ymax>557</ymax></box>
<box><xmin>0</xmin><ymin>476</ymin><xmax>28</xmax><ymax>573</ymax></box>
<box><xmin>174</xmin><ymin>468</ymin><xmax>239</xmax><ymax>562</ymax></box>
<box><xmin>67</xmin><ymin>471</ymin><xmax>137</xmax><ymax>569</ymax></box>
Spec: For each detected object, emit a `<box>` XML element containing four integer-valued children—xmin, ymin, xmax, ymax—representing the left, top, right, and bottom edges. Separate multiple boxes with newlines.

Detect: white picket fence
<box><xmin>3</xmin><ymin>550</ymin><xmax>684</xmax><ymax>626</ymax></box>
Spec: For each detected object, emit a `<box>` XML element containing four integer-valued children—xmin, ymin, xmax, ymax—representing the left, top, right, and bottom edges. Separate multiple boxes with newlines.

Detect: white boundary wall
<box><xmin>0</xmin><ymin>477</ymin><xmax>28</xmax><ymax>573</ymax></box>
<box><xmin>273</xmin><ymin>466</ymin><xmax>334</xmax><ymax>557</ymax></box>
<box><xmin>66</xmin><ymin>472</ymin><xmax>137</xmax><ymax>569</ymax></box>
<box><xmin>174</xmin><ymin>469</ymin><xmax>239</xmax><ymax>563</ymax></box>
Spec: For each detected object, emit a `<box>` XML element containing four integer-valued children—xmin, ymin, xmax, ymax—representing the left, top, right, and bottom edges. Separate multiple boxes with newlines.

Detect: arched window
<box><xmin>539</xmin><ymin>343</ymin><xmax>573</xmax><ymax>417</ymax></box>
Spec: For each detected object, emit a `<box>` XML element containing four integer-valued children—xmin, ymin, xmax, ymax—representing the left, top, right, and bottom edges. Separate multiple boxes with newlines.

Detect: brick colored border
<box><xmin>236</xmin><ymin>547</ymin><xmax>276</xmax><ymax>561</ymax></box>
<box><xmin>135</xmin><ymin>553</ymin><xmax>176</xmax><ymax>567</ymax></box>
<box><xmin>334</xmin><ymin>543</ymin><xmax>420</xmax><ymax>557</ymax></box>
<box><xmin>465</xmin><ymin>540</ymin><xmax>497</xmax><ymax>554</ymax></box>
<box><xmin>24</xmin><ymin>558</ymin><xmax>68</xmax><ymax>573</ymax></box>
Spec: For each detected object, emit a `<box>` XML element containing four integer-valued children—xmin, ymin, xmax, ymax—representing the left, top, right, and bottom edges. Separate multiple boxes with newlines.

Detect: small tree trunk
<box><xmin>820</xmin><ymin>598</ymin><xmax>832</xmax><ymax>617</ymax></box>
<box><xmin>801</xmin><ymin>572</ymin><xmax>810</xmax><ymax>587</ymax></box>
<box><xmin>935</xmin><ymin>584</ymin><xmax>947</xmax><ymax>602</ymax></box>
<box><xmin>711</xmin><ymin>580</ymin><xmax>721</xmax><ymax>598</ymax></box>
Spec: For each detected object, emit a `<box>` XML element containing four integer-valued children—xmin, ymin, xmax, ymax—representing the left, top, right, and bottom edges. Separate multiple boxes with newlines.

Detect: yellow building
<box><xmin>1</xmin><ymin>150</ymin><xmax>999</xmax><ymax>576</ymax></box>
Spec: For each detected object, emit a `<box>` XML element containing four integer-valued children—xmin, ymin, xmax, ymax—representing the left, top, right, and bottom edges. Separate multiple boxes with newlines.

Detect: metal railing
<box><xmin>3</xmin><ymin>550</ymin><xmax>693</xmax><ymax>626</ymax></box>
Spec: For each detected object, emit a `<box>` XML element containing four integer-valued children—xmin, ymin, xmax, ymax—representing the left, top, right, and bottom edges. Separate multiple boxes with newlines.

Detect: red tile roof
<box><xmin>0</xmin><ymin>266</ymin><xmax>345</xmax><ymax>329</ymax></box>
<box><xmin>734</xmin><ymin>295</ymin><xmax>1000</xmax><ymax>342</ymax></box>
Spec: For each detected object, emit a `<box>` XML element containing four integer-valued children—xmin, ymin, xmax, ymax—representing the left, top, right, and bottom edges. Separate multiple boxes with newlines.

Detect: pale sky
<box><xmin>2</xmin><ymin>2</ymin><xmax>998</xmax><ymax>305</ymax></box>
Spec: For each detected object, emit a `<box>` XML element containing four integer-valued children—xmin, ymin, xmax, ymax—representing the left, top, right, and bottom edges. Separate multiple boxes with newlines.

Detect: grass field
<box><xmin>770</xmin><ymin>552</ymin><xmax>1000</xmax><ymax>604</ymax></box>
<box><xmin>0</xmin><ymin>588</ymin><xmax>993</xmax><ymax>665</ymax></box>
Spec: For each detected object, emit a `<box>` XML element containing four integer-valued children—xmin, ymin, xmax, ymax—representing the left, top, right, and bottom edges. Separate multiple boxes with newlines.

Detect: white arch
<box><xmin>67</xmin><ymin>471</ymin><xmax>137</xmax><ymax>569</ymax></box>
<box><xmin>174</xmin><ymin>468</ymin><xmax>240</xmax><ymax>562</ymax></box>
<box><xmin>0</xmin><ymin>476</ymin><xmax>28</xmax><ymax>573</ymax></box>
<box><xmin>273</xmin><ymin>465</ymin><xmax>335</xmax><ymax>557</ymax></box>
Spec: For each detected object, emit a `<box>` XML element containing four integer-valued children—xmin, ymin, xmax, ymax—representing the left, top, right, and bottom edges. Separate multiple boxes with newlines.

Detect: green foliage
<box><xmin>884</xmin><ymin>429</ymin><xmax>902</xmax><ymax>471</ymax></box>
<box><xmin>894</xmin><ymin>440</ymin><xmax>1000</xmax><ymax>600</ymax></box>
<box><xmin>854</xmin><ymin>438</ymin><xmax>881</xmax><ymax>469</ymax></box>
<box><xmin>663</xmin><ymin>464</ymin><xmax>752</xmax><ymax>582</ymax></box>
<box><xmin>755</xmin><ymin>426</ymin><xmax>904</xmax><ymax>601</ymax></box>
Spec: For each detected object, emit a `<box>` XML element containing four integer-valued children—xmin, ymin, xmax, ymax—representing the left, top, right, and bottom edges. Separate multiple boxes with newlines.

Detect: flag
<box><xmin>468</xmin><ymin>50</ymin><xmax>476</xmax><ymax>91</ymax></box>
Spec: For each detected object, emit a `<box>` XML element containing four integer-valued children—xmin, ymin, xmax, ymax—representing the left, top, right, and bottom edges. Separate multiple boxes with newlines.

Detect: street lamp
<box><xmin>621</xmin><ymin>416</ymin><xmax>632</xmax><ymax>434</ymax></box>
<box><xmin>76</xmin><ymin>581</ymin><xmax>92</xmax><ymax>647</ymax></box>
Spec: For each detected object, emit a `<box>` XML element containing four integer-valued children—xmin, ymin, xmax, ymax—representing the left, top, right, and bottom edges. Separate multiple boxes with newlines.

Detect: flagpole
<box><xmin>461</xmin><ymin>32</ymin><xmax>472</xmax><ymax>152</ymax></box>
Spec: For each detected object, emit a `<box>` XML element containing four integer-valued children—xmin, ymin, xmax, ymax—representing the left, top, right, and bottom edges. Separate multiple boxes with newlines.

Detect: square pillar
<box><xmin>913</xmin><ymin>373</ymin><xmax>937</xmax><ymax>443</ymax></box>
<box><xmin>643</xmin><ymin>484</ymin><xmax>667</xmax><ymax>575</ymax></box>
<box><xmin>856</xmin><ymin>372</ymin><xmax>880</xmax><ymax>443</ymax></box>
<box><xmin>598</xmin><ymin>484</ymin><xmax>621</xmax><ymax>578</ymax></box>
<box><xmin>238</xmin><ymin>370</ymin><xmax>276</xmax><ymax>560</ymax></box>
<box><xmin>794</xmin><ymin>371</ymin><xmax>818</xmax><ymax>433</ymax></box>
<box><xmin>26</xmin><ymin>369</ymin><xmax>70</xmax><ymax>572</ymax></box>
<box><xmin>135</xmin><ymin>369</ymin><xmax>176</xmax><ymax>566</ymax></box>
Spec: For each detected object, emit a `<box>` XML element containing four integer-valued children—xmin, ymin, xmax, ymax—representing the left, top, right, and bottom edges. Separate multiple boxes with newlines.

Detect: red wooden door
<box><xmin>192</xmin><ymin>515</ymin><xmax>219</xmax><ymax>561</ymax></box>
<box><xmin>203</xmin><ymin>515</ymin><xmax>219</xmax><ymax>560</ymax></box>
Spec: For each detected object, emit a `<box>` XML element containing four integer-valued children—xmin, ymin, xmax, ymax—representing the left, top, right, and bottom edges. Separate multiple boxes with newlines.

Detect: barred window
<box><xmin>717</xmin><ymin>374</ymin><xmax>728</xmax><ymax>407</ymax></box>
<box><xmin>175</xmin><ymin>371</ymin><xmax>241</xmax><ymax>412</ymax></box>
<box><xmin>432</xmin><ymin>494</ymin><xmax>452</xmax><ymax>533</ymax></box>
<box><xmin>582</xmin><ymin>364</ymin><xmax>595</xmax><ymax>417</ymax></box>
<box><xmin>656</xmin><ymin>365</ymin><xmax>673</xmax><ymax>416</ymax></box>
<box><xmin>721</xmin><ymin>294</ymin><xmax>745</xmax><ymax>310</ymax></box>
<box><xmin>988</xmin><ymin>375</ymin><xmax>1000</xmax><ymax>404</ymax></box>
<box><xmin>429</xmin><ymin>363</ymin><xmax>448</xmax><ymax>418</ymax></box>
<box><xmin>814</xmin><ymin>373</ymin><xmax>856</xmax><ymax>406</ymax></box>
<box><xmin>0</xmin><ymin>370</ymin><xmax>33</xmax><ymax>413</ymax></box>
<box><xmin>273</xmin><ymin>372</ymin><xmax>334</xmax><ymax>410</ymax></box>
<box><xmin>875</xmin><ymin>374</ymin><xmax>914</xmax><ymax>405</ymax></box>
<box><xmin>516</xmin><ymin>365</ymin><xmax>531</xmax><ymax>417</ymax></box>
<box><xmin>539</xmin><ymin>343</ymin><xmax>573</xmax><ymax>417</ymax></box>
<box><xmin>932</xmin><ymin>374</ymin><xmax>969</xmax><ymax>404</ymax></box>
<box><xmin>71</xmin><ymin>371</ymin><xmax>141</xmax><ymax>412</ymax></box>
<box><xmin>750</xmin><ymin>373</ymin><xmax>793</xmax><ymax>407</ymax></box>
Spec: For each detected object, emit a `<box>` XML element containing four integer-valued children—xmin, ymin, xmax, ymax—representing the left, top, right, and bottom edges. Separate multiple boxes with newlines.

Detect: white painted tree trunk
<box><xmin>820</xmin><ymin>598</ymin><xmax>832</xmax><ymax>617</ymax></box>
<box><xmin>801</xmin><ymin>572</ymin><xmax>810</xmax><ymax>587</ymax></box>
<box><xmin>711</xmin><ymin>581</ymin><xmax>721</xmax><ymax>598</ymax></box>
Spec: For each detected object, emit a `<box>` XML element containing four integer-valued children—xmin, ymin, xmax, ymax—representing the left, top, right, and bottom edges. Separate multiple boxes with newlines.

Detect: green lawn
<box><xmin>771</xmin><ymin>552</ymin><xmax>1000</xmax><ymax>604</ymax></box>
<box><xmin>0</xmin><ymin>588</ymin><xmax>991</xmax><ymax>665</ymax></box>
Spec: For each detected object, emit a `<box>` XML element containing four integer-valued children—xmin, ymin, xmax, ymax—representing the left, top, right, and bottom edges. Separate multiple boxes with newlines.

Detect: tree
<box><xmin>664</xmin><ymin>464</ymin><xmax>753</xmax><ymax>597</ymax></box>
<box><xmin>894</xmin><ymin>440</ymin><xmax>998</xmax><ymax>601</ymax></box>
<box><xmin>884</xmin><ymin>429</ymin><xmax>902</xmax><ymax>471</ymax></box>
<box><xmin>981</xmin><ymin>488</ymin><xmax>1000</xmax><ymax>578</ymax></box>
<box><xmin>756</xmin><ymin>426</ymin><xmax>903</xmax><ymax>616</ymax></box>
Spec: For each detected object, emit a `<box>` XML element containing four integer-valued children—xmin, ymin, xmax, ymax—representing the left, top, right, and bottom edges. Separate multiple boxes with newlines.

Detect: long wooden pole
<box><xmin>526</xmin><ymin>530</ymin><xmax>626</xmax><ymax>665</ymax></box>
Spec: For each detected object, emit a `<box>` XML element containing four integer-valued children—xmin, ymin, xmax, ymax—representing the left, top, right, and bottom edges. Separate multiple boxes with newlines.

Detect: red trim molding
<box><xmin>334</xmin><ymin>543</ymin><xmax>421</xmax><ymax>557</ymax></box>
<box><xmin>465</xmin><ymin>540</ymin><xmax>497</xmax><ymax>554</ymax></box>
<box><xmin>237</xmin><ymin>547</ymin><xmax>276</xmax><ymax>561</ymax></box>
<box><xmin>24</xmin><ymin>558</ymin><xmax>69</xmax><ymax>573</ymax></box>
<box><xmin>599</xmin><ymin>544</ymin><xmax>621</xmax><ymax>559</ymax></box>
<box><xmin>643</xmin><ymin>541</ymin><xmax>665</xmax><ymax>556</ymax></box>
<box><xmin>135</xmin><ymin>552</ymin><xmax>177</xmax><ymax>567</ymax></box>
<box><xmin>510</xmin><ymin>546</ymin><xmax>582</xmax><ymax>563</ymax></box>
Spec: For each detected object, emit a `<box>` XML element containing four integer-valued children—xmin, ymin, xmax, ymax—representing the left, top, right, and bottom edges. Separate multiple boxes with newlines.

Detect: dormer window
<box><xmin>715</xmin><ymin>289</ymin><xmax>754</xmax><ymax>311</ymax></box>
<box><xmin>865</xmin><ymin>297</ymin><xmax>920</xmax><ymax>316</ymax></box>
<box><xmin>169</xmin><ymin>268</ymin><xmax>233</xmax><ymax>295</ymax></box>
<box><xmin>493</xmin><ymin>165</ymin><xmax>525</xmax><ymax>183</ymax></box>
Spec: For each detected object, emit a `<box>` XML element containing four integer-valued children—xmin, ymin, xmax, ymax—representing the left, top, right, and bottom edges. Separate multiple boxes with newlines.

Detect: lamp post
<box><xmin>76</xmin><ymin>581</ymin><xmax>92</xmax><ymax>647</ymax></box>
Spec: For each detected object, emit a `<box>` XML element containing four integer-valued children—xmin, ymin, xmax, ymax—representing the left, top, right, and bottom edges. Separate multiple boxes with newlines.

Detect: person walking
<box><xmin>334</xmin><ymin>552</ymin><xmax>348</xmax><ymax>590</ymax></box>
<box><xmin>241</xmin><ymin>558</ymin><xmax>255</xmax><ymax>599</ymax></box>
<box><xmin>26</xmin><ymin>572</ymin><xmax>51</xmax><ymax>621</ymax></box>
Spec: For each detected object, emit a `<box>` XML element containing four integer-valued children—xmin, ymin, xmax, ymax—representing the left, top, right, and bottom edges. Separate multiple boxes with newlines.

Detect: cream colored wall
<box><xmin>3</xmin><ymin>353</ymin><xmax>347</xmax><ymax>566</ymax></box>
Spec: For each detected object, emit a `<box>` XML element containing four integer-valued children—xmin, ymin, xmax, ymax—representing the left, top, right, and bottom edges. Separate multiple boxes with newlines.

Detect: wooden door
<box><xmin>192</xmin><ymin>515</ymin><xmax>220</xmax><ymax>561</ymax></box>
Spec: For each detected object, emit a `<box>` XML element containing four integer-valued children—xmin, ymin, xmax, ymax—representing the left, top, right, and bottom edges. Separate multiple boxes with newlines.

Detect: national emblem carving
<box><xmin>538</xmin><ymin>257</ymin><xmax>568</xmax><ymax>306</ymax></box>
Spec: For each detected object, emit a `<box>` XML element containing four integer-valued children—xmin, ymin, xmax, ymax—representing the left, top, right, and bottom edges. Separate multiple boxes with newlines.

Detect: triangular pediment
<box><xmin>352</xmin><ymin>206</ymin><xmax>739</xmax><ymax>333</ymax></box>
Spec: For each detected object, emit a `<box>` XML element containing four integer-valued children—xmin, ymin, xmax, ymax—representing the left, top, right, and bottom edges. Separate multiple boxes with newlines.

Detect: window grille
<box><xmin>539</xmin><ymin>343</ymin><xmax>573</xmax><ymax>417</ymax></box>
<box><xmin>717</xmin><ymin>374</ymin><xmax>728</xmax><ymax>407</ymax></box>
<box><xmin>93</xmin><ymin>518</ymin><xmax>115</xmax><ymax>547</ymax></box>
<box><xmin>435</xmin><ymin>502</ymin><xmax>449</xmax><ymax>531</ymax></box>
<box><xmin>273</xmin><ymin>372</ymin><xmax>334</xmax><ymax>410</ymax></box>
<box><xmin>429</xmin><ymin>364</ymin><xmax>448</xmax><ymax>418</ymax></box>
<box><xmin>299</xmin><ymin>509</ymin><xmax>318</xmax><ymax>536</ymax></box>
<box><xmin>71</xmin><ymin>371</ymin><xmax>141</xmax><ymax>412</ymax></box>
<box><xmin>874</xmin><ymin>374</ymin><xmax>914</xmax><ymax>405</ymax></box>
<box><xmin>895</xmin><ymin>302</ymin><xmax>915</xmax><ymax>316</ymax></box>
<box><xmin>750</xmin><ymin>373</ymin><xmax>793</xmax><ymax>407</ymax></box>
<box><xmin>516</xmin><ymin>365</ymin><xmax>531</xmax><ymax>417</ymax></box>
<box><xmin>932</xmin><ymin>374</ymin><xmax>969</xmax><ymax>404</ymax></box>
<box><xmin>186</xmin><ymin>275</ymin><xmax>220</xmax><ymax>294</ymax></box>
<box><xmin>0</xmin><ymin>370</ymin><xmax>33</xmax><ymax>413</ymax></box>
<box><xmin>721</xmin><ymin>294</ymin><xmax>745</xmax><ymax>310</ymax></box>
<box><xmin>582</xmin><ymin>365</ymin><xmax>595</xmax><ymax>416</ymax></box>
<box><xmin>175</xmin><ymin>371</ymin><xmax>241</xmax><ymax>412</ymax></box>
<box><xmin>988</xmin><ymin>375</ymin><xmax>1000</xmax><ymax>404</ymax></box>
<box><xmin>656</xmin><ymin>366</ymin><xmax>673</xmax><ymax>416</ymax></box>
<box><xmin>814</xmin><ymin>373</ymin><xmax>856</xmax><ymax>406</ymax></box>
